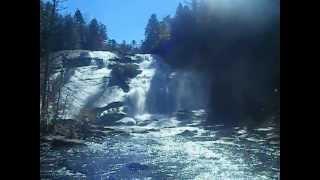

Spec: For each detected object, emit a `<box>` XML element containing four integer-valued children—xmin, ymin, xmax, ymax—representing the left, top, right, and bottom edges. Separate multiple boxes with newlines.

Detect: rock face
<box><xmin>50</xmin><ymin>51</ymin><xmax>171</xmax><ymax>120</ymax></box>
<box><xmin>50</xmin><ymin>51</ymin><xmax>211</xmax><ymax>126</ymax></box>
<box><xmin>109</xmin><ymin>64</ymin><xmax>142</xmax><ymax>92</ymax></box>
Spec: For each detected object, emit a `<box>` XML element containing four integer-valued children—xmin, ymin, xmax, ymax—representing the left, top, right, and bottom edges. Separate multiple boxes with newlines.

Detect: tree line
<box><xmin>40</xmin><ymin>0</ymin><xmax>140</xmax><ymax>132</ymax></box>
<box><xmin>40</xmin><ymin>0</ymin><xmax>140</xmax><ymax>56</ymax></box>
<box><xmin>142</xmin><ymin>0</ymin><xmax>280</xmax><ymax>126</ymax></box>
<box><xmin>143</xmin><ymin>0</ymin><xmax>279</xmax><ymax>68</ymax></box>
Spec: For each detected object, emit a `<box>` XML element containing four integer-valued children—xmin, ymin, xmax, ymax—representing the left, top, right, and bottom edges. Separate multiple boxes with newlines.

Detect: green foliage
<box><xmin>141</xmin><ymin>14</ymin><xmax>160</xmax><ymax>53</ymax></box>
<box><xmin>40</xmin><ymin>1</ymin><xmax>108</xmax><ymax>52</ymax></box>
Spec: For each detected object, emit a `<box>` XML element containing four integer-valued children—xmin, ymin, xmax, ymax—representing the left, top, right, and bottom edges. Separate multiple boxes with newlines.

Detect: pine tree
<box><xmin>131</xmin><ymin>40</ymin><xmax>136</xmax><ymax>48</ymax></box>
<box><xmin>159</xmin><ymin>16</ymin><xmax>171</xmax><ymax>41</ymax></box>
<box><xmin>63</xmin><ymin>14</ymin><xmax>80</xmax><ymax>49</ymax></box>
<box><xmin>98</xmin><ymin>23</ymin><xmax>108</xmax><ymax>48</ymax></box>
<box><xmin>171</xmin><ymin>3</ymin><xmax>185</xmax><ymax>41</ymax></box>
<box><xmin>142</xmin><ymin>14</ymin><xmax>160</xmax><ymax>53</ymax></box>
<box><xmin>52</xmin><ymin>14</ymin><xmax>66</xmax><ymax>51</ymax></box>
<box><xmin>119</xmin><ymin>40</ymin><xmax>130</xmax><ymax>54</ymax></box>
<box><xmin>73</xmin><ymin>9</ymin><xmax>87</xmax><ymax>49</ymax></box>
<box><xmin>107</xmin><ymin>39</ymin><xmax>117</xmax><ymax>51</ymax></box>
<box><xmin>87</xmin><ymin>19</ymin><xmax>107</xmax><ymax>50</ymax></box>
<box><xmin>87</xmin><ymin>19</ymin><xmax>100</xmax><ymax>50</ymax></box>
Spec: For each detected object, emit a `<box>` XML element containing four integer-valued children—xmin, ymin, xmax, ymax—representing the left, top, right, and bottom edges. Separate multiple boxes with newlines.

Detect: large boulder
<box><xmin>110</xmin><ymin>56</ymin><xmax>132</xmax><ymax>63</ymax></box>
<box><xmin>94</xmin><ymin>101</ymin><xmax>124</xmax><ymax>114</ymax></box>
<box><xmin>50</xmin><ymin>118</ymin><xmax>101</xmax><ymax>140</ymax></box>
<box><xmin>62</xmin><ymin>51</ymin><xmax>92</xmax><ymax>68</ymax></box>
<box><xmin>96</xmin><ymin>112</ymin><xmax>127</xmax><ymax>126</ymax></box>
<box><xmin>116</xmin><ymin>117</ymin><xmax>136</xmax><ymax>126</ymax></box>
<box><xmin>50</xmin><ymin>119</ymin><xmax>83</xmax><ymax>139</ymax></box>
<box><xmin>110</xmin><ymin>55</ymin><xmax>143</xmax><ymax>64</ymax></box>
<box><xmin>108</xmin><ymin>63</ymin><xmax>142</xmax><ymax>92</ymax></box>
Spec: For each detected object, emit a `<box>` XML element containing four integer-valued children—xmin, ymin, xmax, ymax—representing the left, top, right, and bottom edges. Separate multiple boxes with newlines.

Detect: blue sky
<box><xmin>62</xmin><ymin>0</ymin><xmax>183</xmax><ymax>43</ymax></box>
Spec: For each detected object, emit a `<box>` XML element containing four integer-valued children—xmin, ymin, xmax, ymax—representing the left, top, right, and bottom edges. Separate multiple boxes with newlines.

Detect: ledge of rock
<box><xmin>41</xmin><ymin>135</ymin><xmax>86</xmax><ymax>148</ymax></box>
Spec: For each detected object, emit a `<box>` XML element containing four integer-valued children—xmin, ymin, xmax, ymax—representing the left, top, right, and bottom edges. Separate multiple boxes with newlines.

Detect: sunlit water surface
<box><xmin>40</xmin><ymin>110</ymin><xmax>280</xmax><ymax>180</ymax></box>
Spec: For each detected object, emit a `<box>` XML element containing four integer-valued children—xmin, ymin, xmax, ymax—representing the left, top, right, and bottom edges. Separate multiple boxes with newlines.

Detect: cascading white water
<box><xmin>171</xmin><ymin>70</ymin><xmax>212</xmax><ymax>111</ymax></box>
<box><xmin>127</xmin><ymin>87</ymin><xmax>147</xmax><ymax>115</ymax></box>
<box><xmin>127</xmin><ymin>54</ymin><xmax>156</xmax><ymax>116</ymax></box>
<box><xmin>52</xmin><ymin>51</ymin><xmax>161</xmax><ymax>119</ymax></box>
<box><xmin>51</xmin><ymin>50</ymin><xmax>120</xmax><ymax>119</ymax></box>
<box><xmin>52</xmin><ymin>51</ymin><xmax>210</xmax><ymax>120</ymax></box>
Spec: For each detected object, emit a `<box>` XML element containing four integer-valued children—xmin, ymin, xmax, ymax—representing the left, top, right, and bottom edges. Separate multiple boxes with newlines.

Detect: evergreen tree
<box><xmin>119</xmin><ymin>40</ymin><xmax>131</xmax><ymax>54</ymax></box>
<box><xmin>142</xmin><ymin>14</ymin><xmax>160</xmax><ymax>53</ymax></box>
<box><xmin>159</xmin><ymin>16</ymin><xmax>171</xmax><ymax>41</ymax></box>
<box><xmin>130</xmin><ymin>40</ymin><xmax>139</xmax><ymax>54</ymax></box>
<box><xmin>88</xmin><ymin>19</ymin><xmax>102</xmax><ymax>50</ymax></box>
<box><xmin>73</xmin><ymin>9</ymin><xmax>87</xmax><ymax>49</ymax></box>
<box><xmin>98</xmin><ymin>23</ymin><xmax>108</xmax><ymax>49</ymax></box>
<box><xmin>52</xmin><ymin>14</ymin><xmax>66</xmax><ymax>51</ymax></box>
<box><xmin>62</xmin><ymin>14</ymin><xmax>80</xmax><ymax>49</ymax></box>
<box><xmin>131</xmin><ymin>40</ymin><xmax>136</xmax><ymax>48</ymax></box>
<box><xmin>107</xmin><ymin>39</ymin><xmax>117</xmax><ymax>51</ymax></box>
<box><xmin>87</xmin><ymin>19</ymin><xmax>108</xmax><ymax>50</ymax></box>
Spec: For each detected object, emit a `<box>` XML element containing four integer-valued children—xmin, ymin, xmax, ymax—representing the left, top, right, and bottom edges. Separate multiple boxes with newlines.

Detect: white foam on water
<box><xmin>127</xmin><ymin>54</ymin><xmax>157</xmax><ymax>115</ymax></box>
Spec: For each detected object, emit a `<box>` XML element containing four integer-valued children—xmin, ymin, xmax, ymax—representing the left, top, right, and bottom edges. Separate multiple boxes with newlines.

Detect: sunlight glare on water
<box><xmin>40</xmin><ymin>109</ymin><xmax>279</xmax><ymax>179</ymax></box>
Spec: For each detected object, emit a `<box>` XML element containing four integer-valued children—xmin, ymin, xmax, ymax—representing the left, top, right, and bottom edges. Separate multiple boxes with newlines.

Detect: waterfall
<box><xmin>127</xmin><ymin>87</ymin><xmax>147</xmax><ymax>115</ymax></box>
<box><xmin>126</xmin><ymin>54</ymin><xmax>211</xmax><ymax>116</ymax></box>
<box><xmin>53</xmin><ymin>51</ymin><xmax>210</xmax><ymax>120</ymax></box>
<box><xmin>171</xmin><ymin>70</ymin><xmax>212</xmax><ymax>111</ymax></box>
<box><xmin>127</xmin><ymin>54</ymin><xmax>156</xmax><ymax>116</ymax></box>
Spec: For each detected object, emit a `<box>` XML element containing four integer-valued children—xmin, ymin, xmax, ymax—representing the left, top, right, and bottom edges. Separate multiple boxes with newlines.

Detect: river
<box><xmin>40</xmin><ymin>110</ymin><xmax>280</xmax><ymax>180</ymax></box>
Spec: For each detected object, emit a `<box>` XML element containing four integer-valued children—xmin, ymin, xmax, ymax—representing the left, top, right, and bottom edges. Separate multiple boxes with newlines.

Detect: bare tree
<box><xmin>40</xmin><ymin>0</ymin><xmax>67</xmax><ymax>132</ymax></box>
<box><xmin>53</xmin><ymin>68</ymin><xmax>65</xmax><ymax>120</ymax></box>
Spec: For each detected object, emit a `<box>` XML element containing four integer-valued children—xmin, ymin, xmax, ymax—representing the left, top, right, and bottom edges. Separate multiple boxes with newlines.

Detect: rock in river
<box><xmin>116</xmin><ymin>117</ymin><xmax>137</xmax><ymax>126</ymax></box>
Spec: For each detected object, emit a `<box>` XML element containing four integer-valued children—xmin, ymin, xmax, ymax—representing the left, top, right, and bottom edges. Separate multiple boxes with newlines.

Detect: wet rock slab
<box><xmin>41</xmin><ymin>135</ymin><xmax>87</xmax><ymax>148</ymax></box>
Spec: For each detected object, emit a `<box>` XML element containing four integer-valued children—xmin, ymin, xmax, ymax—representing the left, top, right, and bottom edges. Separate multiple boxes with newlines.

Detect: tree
<box><xmin>87</xmin><ymin>19</ymin><xmax>107</xmax><ymax>50</ymax></box>
<box><xmin>40</xmin><ymin>0</ymin><xmax>67</xmax><ymax>132</ymax></box>
<box><xmin>131</xmin><ymin>40</ymin><xmax>136</xmax><ymax>48</ymax></box>
<box><xmin>62</xmin><ymin>14</ymin><xmax>80</xmax><ymax>49</ymax></box>
<box><xmin>87</xmin><ymin>19</ymin><xmax>100</xmax><ymax>50</ymax></box>
<box><xmin>119</xmin><ymin>40</ymin><xmax>131</xmax><ymax>54</ymax></box>
<box><xmin>73</xmin><ymin>9</ymin><xmax>87</xmax><ymax>49</ymax></box>
<box><xmin>74</xmin><ymin>9</ymin><xmax>85</xmax><ymax>25</ymax></box>
<box><xmin>142</xmin><ymin>14</ymin><xmax>160</xmax><ymax>53</ymax></box>
<box><xmin>144</xmin><ymin>0</ymin><xmax>280</xmax><ymax>125</ymax></box>
<box><xmin>159</xmin><ymin>16</ymin><xmax>171</xmax><ymax>41</ymax></box>
<box><xmin>98</xmin><ymin>23</ymin><xmax>108</xmax><ymax>48</ymax></box>
<box><xmin>107</xmin><ymin>39</ymin><xmax>117</xmax><ymax>51</ymax></box>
